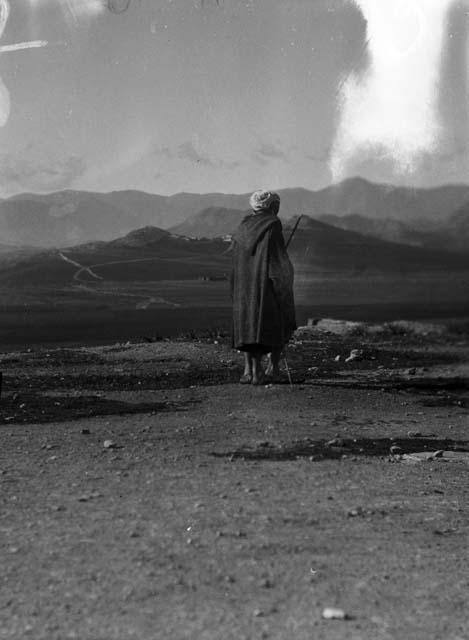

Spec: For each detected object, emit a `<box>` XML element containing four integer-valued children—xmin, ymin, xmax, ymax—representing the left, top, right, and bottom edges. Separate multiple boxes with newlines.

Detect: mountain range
<box><xmin>170</xmin><ymin>206</ymin><xmax>469</xmax><ymax>252</ymax></box>
<box><xmin>316</xmin><ymin>212</ymin><xmax>469</xmax><ymax>252</ymax></box>
<box><xmin>2</xmin><ymin>177</ymin><xmax>469</xmax><ymax>248</ymax></box>
<box><xmin>1</xmin><ymin>219</ymin><xmax>468</xmax><ymax>290</ymax></box>
<box><xmin>286</xmin><ymin>217</ymin><xmax>469</xmax><ymax>273</ymax></box>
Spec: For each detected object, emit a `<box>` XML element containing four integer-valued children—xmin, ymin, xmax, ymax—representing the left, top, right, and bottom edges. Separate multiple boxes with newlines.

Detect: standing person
<box><xmin>231</xmin><ymin>190</ymin><xmax>297</xmax><ymax>385</ymax></box>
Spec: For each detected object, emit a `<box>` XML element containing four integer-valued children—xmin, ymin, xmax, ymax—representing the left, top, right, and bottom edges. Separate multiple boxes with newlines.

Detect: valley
<box><xmin>1</xmin><ymin>180</ymin><xmax>469</xmax><ymax>348</ymax></box>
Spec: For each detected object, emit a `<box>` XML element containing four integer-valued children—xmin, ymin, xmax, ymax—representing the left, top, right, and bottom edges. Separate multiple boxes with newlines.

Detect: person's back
<box><xmin>231</xmin><ymin>190</ymin><xmax>296</xmax><ymax>385</ymax></box>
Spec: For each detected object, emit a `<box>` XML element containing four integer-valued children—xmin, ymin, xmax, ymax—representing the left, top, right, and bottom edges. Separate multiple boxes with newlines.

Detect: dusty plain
<box><xmin>1</xmin><ymin>319</ymin><xmax>469</xmax><ymax>639</ymax></box>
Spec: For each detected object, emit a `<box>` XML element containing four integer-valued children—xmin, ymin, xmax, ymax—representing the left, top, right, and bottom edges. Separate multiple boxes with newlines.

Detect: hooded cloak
<box><xmin>231</xmin><ymin>211</ymin><xmax>296</xmax><ymax>352</ymax></box>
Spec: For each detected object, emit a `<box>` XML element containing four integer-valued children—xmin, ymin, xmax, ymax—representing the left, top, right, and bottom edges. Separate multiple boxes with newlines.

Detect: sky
<box><xmin>0</xmin><ymin>0</ymin><xmax>468</xmax><ymax>196</ymax></box>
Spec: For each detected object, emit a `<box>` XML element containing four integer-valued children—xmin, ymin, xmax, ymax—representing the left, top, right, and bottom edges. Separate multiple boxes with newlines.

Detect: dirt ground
<box><xmin>1</xmin><ymin>321</ymin><xmax>469</xmax><ymax>640</ymax></box>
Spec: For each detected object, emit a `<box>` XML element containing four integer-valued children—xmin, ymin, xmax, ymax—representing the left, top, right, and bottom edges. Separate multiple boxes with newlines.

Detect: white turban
<box><xmin>249</xmin><ymin>190</ymin><xmax>280</xmax><ymax>213</ymax></box>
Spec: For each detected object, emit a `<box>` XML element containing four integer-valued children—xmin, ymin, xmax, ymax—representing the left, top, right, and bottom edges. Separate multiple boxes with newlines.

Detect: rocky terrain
<box><xmin>1</xmin><ymin>320</ymin><xmax>469</xmax><ymax>639</ymax></box>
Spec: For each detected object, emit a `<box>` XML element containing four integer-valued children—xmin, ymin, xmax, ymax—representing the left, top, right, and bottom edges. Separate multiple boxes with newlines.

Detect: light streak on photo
<box><xmin>331</xmin><ymin>0</ymin><xmax>454</xmax><ymax>181</ymax></box>
<box><xmin>0</xmin><ymin>39</ymin><xmax>48</xmax><ymax>53</ymax></box>
<box><xmin>0</xmin><ymin>0</ymin><xmax>11</xmax><ymax>126</ymax></box>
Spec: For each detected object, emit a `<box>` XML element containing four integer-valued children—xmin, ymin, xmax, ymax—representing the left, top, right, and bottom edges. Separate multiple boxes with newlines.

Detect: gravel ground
<box><xmin>1</xmin><ymin>326</ymin><xmax>469</xmax><ymax>639</ymax></box>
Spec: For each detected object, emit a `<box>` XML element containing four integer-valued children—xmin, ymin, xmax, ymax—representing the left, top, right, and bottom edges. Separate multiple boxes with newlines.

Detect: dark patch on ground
<box><xmin>0</xmin><ymin>394</ymin><xmax>195</xmax><ymax>424</ymax></box>
<box><xmin>214</xmin><ymin>436</ymin><xmax>469</xmax><ymax>461</ymax></box>
<box><xmin>308</xmin><ymin>376</ymin><xmax>469</xmax><ymax>404</ymax></box>
<box><xmin>388</xmin><ymin>377</ymin><xmax>469</xmax><ymax>392</ymax></box>
<box><xmin>3</xmin><ymin>366</ymin><xmax>241</xmax><ymax>395</ymax></box>
<box><xmin>419</xmin><ymin>393</ymin><xmax>468</xmax><ymax>408</ymax></box>
<box><xmin>386</xmin><ymin>380</ymin><xmax>469</xmax><ymax>409</ymax></box>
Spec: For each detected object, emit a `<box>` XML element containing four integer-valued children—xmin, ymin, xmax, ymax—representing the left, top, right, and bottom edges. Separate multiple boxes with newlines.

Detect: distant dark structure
<box><xmin>198</xmin><ymin>275</ymin><xmax>228</xmax><ymax>282</ymax></box>
<box><xmin>107</xmin><ymin>0</ymin><xmax>130</xmax><ymax>14</ymax></box>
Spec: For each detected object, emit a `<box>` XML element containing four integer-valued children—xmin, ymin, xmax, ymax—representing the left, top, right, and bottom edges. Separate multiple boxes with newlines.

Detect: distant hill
<box><xmin>1</xmin><ymin>220</ymin><xmax>468</xmax><ymax>289</ymax></box>
<box><xmin>318</xmin><ymin>209</ymin><xmax>469</xmax><ymax>252</ymax></box>
<box><xmin>170</xmin><ymin>207</ymin><xmax>250</xmax><ymax>238</ymax></box>
<box><xmin>286</xmin><ymin>217</ymin><xmax>469</xmax><ymax>274</ymax></box>
<box><xmin>0</xmin><ymin>193</ymin><xmax>142</xmax><ymax>247</ymax></box>
<box><xmin>0</xmin><ymin>243</ymin><xmax>39</xmax><ymax>255</ymax></box>
<box><xmin>166</xmin><ymin>179</ymin><xmax>469</xmax><ymax>228</ymax></box>
<box><xmin>442</xmin><ymin>204</ymin><xmax>469</xmax><ymax>251</ymax></box>
<box><xmin>171</xmin><ymin>205</ymin><xmax>469</xmax><ymax>253</ymax></box>
<box><xmin>0</xmin><ymin>226</ymin><xmax>231</xmax><ymax>287</ymax></box>
<box><xmin>4</xmin><ymin>178</ymin><xmax>469</xmax><ymax>248</ymax></box>
<box><xmin>316</xmin><ymin>213</ymin><xmax>445</xmax><ymax>249</ymax></box>
<box><xmin>318</xmin><ymin>213</ymin><xmax>419</xmax><ymax>243</ymax></box>
<box><xmin>308</xmin><ymin>178</ymin><xmax>469</xmax><ymax>225</ymax></box>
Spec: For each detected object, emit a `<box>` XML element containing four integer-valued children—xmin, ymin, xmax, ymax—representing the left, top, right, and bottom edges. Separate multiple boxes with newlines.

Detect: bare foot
<box><xmin>251</xmin><ymin>371</ymin><xmax>266</xmax><ymax>386</ymax></box>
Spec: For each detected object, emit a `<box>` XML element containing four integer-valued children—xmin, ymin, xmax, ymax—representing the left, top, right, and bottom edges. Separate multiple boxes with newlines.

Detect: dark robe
<box><xmin>231</xmin><ymin>212</ymin><xmax>296</xmax><ymax>352</ymax></box>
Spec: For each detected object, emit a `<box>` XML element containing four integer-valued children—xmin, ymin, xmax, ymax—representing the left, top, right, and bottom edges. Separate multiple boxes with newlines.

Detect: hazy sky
<box><xmin>0</xmin><ymin>0</ymin><xmax>468</xmax><ymax>196</ymax></box>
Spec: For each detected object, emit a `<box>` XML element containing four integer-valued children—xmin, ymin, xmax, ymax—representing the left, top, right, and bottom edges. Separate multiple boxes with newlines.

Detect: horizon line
<box><xmin>3</xmin><ymin>175</ymin><xmax>469</xmax><ymax>200</ymax></box>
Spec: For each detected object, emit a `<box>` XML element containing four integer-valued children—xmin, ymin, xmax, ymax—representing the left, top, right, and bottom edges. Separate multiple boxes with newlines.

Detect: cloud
<box><xmin>0</xmin><ymin>154</ymin><xmax>86</xmax><ymax>192</ymax></box>
<box><xmin>255</xmin><ymin>142</ymin><xmax>287</xmax><ymax>161</ymax></box>
<box><xmin>331</xmin><ymin>0</ymin><xmax>454</xmax><ymax>181</ymax></box>
<box><xmin>153</xmin><ymin>142</ymin><xmax>240</xmax><ymax>170</ymax></box>
<box><xmin>176</xmin><ymin>141</ymin><xmax>214</xmax><ymax>166</ymax></box>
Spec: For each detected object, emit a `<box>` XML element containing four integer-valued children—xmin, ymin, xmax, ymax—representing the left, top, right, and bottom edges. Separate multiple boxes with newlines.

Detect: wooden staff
<box><xmin>285</xmin><ymin>215</ymin><xmax>303</xmax><ymax>249</ymax></box>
